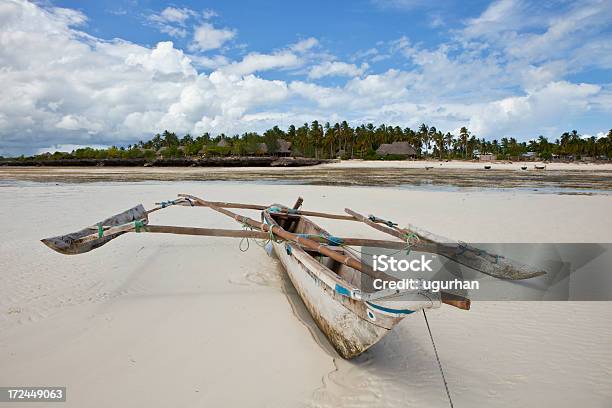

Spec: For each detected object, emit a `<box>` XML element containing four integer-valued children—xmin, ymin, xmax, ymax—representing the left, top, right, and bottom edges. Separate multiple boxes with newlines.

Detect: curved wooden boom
<box><xmin>345</xmin><ymin>208</ymin><xmax>546</xmax><ymax>281</ymax></box>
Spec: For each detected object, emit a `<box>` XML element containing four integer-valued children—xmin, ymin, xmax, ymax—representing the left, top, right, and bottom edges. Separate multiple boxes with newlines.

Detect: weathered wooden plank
<box><xmin>176</xmin><ymin>194</ymin><xmax>355</xmax><ymax>220</ymax></box>
<box><xmin>44</xmin><ymin>218</ymin><xmax>413</xmax><ymax>255</ymax></box>
<box><xmin>292</xmin><ymin>197</ymin><xmax>304</xmax><ymax>210</ymax></box>
<box><xmin>41</xmin><ymin>205</ymin><xmax>148</xmax><ymax>255</ymax></box>
<box><xmin>345</xmin><ymin>208</ymin><xmax>546</xmax><ymax>280</ymax></box>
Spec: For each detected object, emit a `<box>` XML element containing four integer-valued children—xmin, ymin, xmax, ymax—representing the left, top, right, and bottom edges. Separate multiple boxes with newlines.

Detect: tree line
<box><xmin>7</xmin><ymin>123</ymin><xmax>612</xmax><ymax>161</ymax></box>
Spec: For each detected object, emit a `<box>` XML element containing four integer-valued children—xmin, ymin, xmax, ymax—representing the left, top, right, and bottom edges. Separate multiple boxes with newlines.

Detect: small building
<box><xmin>138</xmin><ymin>147</ymin><xmax>155</xmax><ymax>157</ymax></box>
<box><xmin>244</xmin><ymin>142</ymin><xmax>268</xmax><ymax>156</ymax></box>
<box><xmin>291</xmin><ymin>148</ymin><xmax>304</xmax><ymax>158</ymax></box>
<box><xmin>521</xmin><ymin>152</ymin><xmax>537</xmax><ymax>161</ymax></box>
<box><xmin>155</xmin><ymin>146</ymin><xmax>184</xmax><ymax>158</ymax></box>
<box><xmin>256</xmin><ymin>143</ymin><xmax>268</xmax><ymax>155</ymax></box>
<box><xmin>376</xmin><ymin>142</ymin><xmax>417</xmax><ymax>158</ymax></box>
<box><xmin>217</xmin><ymin>138</ymin><xmax>229</xmax><ymax>147</ymax></box>
<box><xmin>477</xmin><ymin>153</ymin><xmax>496</xmax><ymax>161</ymax></box>
<box><xmin>276</xmin><ymin>139</ymin><xmax>291</xmax><ymax>157</ymax></box>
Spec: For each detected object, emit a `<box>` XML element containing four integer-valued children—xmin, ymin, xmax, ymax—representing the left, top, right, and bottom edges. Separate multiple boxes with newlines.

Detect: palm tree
<box><xmin>444</xmin><ymin>132</ymin><xmax>454</xmax><ymax>158</ymax></box>
<box><xmin>309</xmin><ymin>120</ymin><xmax>323</xmax><ymax>159</ymax></box>
<box><xmin>323</xmin><ymin>122</ymin><xmax>334</xmax><ymax>158</ymax></box>
<box><xmin>297</xmin><ymin>123</ymin><xmax>309</xmax><ymax>156</ymax></box>
<box><xmin>459</xmin><ymin>127</ymin><xmax>469</xmax><ymax>158</ymax></box>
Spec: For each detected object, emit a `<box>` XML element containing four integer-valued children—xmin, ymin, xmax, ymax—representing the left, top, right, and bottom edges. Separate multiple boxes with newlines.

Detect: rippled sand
<box><xmin>1</xmin><ymin>182</ymin><xmax>611</xmax><ymax>407</ymax></box>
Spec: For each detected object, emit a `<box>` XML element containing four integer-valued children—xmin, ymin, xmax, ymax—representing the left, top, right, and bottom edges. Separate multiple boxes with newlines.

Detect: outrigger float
<box><xmin>42</xmin><ymin>194</ymin><xmax>545</xmax><ymax>359</ymax></box>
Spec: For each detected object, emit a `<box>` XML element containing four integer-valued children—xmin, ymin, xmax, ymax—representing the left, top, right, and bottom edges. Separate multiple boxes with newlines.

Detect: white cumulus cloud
<box><xmin>291</xmin><ymin>37</ymin><xmax>319</xmax><ymax>53</ymax></box>
<box><xmin>0</xmin><ymin>0</ymin><xmax>292</xmax><ymax>154</ymax></box>
<box><xmin>308</xmin><ymin>61</ymin><xmax>369</xmax><ymax>79</ymax></box>
<box><xmin>147</xmin><ymin>7</ymin><xmax>199</xmax><ymax>38</ymax></box>
<box><xmin>191</xmin><ymin>23</ymin><xmax>236</xmax><ymax>51</ymax></box>
<box><xmin>0</xmin><ymin>0</ymin><xmax>609</xmax><ymax>156</ymax></box>
<box><xmin>221</xmin><ymin>52</ymin><xmax>301</xmax><ymax>76</ymax></box>
<box><xmin>159</xmin><ymin>7</ymin><xmax>195</xmax><ymax>23</ymax></box>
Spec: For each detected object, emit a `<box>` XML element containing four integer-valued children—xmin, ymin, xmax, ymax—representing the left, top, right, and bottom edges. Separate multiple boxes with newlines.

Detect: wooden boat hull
<box><xmin>264</xmin><ymin>208</ymin><xmax>441</xmax><ymax>359</ymax></box>
<box><xmin>273</xmin><ymin>239</ymin><xmax>391</xmax><ymax>358</ymax></box>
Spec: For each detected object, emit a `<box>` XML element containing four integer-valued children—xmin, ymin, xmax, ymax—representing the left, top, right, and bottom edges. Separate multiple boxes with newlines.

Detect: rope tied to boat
<box><xmin>160</xmin><ymin>199</ymin><xmax>176</xmax><ymax>208</ymax></box>
<box><xmin>134</xmin><ymin>220</ymin><xmax>147</xmax><ymax>233</ymax></box>
<box><xmin>240</xmin><ymin>216</ymin><xmax>250</xmax><ymax>229</ymax></box>
<box><xmin>423</xmin><ymin>309</ymin><xmax>454</xmax><ymax>408</ymax></box>
<box><xmin>238</xmin><ymin>218</ymin><xmax>279</xmax><ymax>252</ymax></box>
<box><xmin>267</xmin><ymin>227</ymin><xmax>279</xmax><ymax>244</ymax></box>
<box><xmin>239</xmin><ymin>217</ymin><xmax>253</xmax><ymax>251</ymax></box>
<box><xmin>454</xmin><ymin>241</ymin><xmax>501</xmax><ymax>264</ymax></box>
<box><xmin>326</xmin><ymin>236</ymin><xmax>343</xmax><ymax>246</ymax></box>
<box><xmin>368</xmin><ymin>214</ymin><xmax>397</xmax><ymax>227</ymax></box>
<box><xmin>267</xmin><ymin>206</ymin><xmax>299</xmax><ymax>215</ymax></box>
<box><xmin>296</xmin><ymin>233</ymin><xmax>343</xmax><ymax>246</ymax></box>
<box><xmin>404</xmin><ymin>232</ymin><xmax>420</xmax><ymax>254</ymax></box>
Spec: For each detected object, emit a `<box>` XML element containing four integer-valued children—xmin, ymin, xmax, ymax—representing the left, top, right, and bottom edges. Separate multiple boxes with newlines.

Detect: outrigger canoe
<box><xmin>42</xmin><ymin>194</ymin><xmax>545</xmax><ymax>359</ymax></box>
<box><xmin>263</xmin><ymin>205</ymin><xmax>443</xmax><ymax>358</ymax></box>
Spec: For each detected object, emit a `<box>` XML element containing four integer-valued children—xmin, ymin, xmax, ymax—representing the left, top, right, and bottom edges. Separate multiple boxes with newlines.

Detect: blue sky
<box><xmin>0</xmin><ymin>0</ymin><xmax>610</xmax><ymax>155</ymax></box>
<box><xmin>54</xmin><ymin>1</ymin><xmax>468</xmax><ymax>58</ymax></box>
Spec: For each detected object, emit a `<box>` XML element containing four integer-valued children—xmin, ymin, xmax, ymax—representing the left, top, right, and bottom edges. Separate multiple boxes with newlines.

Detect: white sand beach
<box><xmin>1</xmin><ymin>182</ymin><xmax>611</xmax><ymax>407</ymax></box>
<box><xmin>321</xmin><ymin>159</ymin><xmax>612</xmax><ymax>171</ymax></box>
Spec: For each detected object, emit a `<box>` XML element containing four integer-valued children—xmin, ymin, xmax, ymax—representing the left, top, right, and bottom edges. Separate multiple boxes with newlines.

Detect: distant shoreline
<box><xmin>2</xmin><ymin>157</ymin><xmax>611</xmax><ymax>170</ymax></box>
<box><xmin>0</xmin><ymin>156</ymin><xmax>331</xmax><ymax>168</ymax></box>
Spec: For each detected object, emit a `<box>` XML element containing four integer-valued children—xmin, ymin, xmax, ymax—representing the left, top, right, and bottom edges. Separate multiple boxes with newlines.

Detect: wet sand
<box><xmin>1</xmin><ymin>163</ymin><xmax>611</xmax><ymax>192</ymax></box>
<box><xmin>1</xmin><ymin>181</ymin><xmax>611</xmax><ymax>407</ymax></box>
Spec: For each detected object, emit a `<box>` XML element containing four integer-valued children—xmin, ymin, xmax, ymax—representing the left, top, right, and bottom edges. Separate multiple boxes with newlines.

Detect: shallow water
<box><xmin>1</xmin><ymin>166</ymin><xmax>611</xmax><ymax>194</ymax></box>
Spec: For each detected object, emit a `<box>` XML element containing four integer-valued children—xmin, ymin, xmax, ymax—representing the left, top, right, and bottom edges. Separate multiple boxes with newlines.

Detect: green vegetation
<box><xmin>6</xmin><ymin>124</ymin><xmax>612</xmax><ymax>161</ymax></box>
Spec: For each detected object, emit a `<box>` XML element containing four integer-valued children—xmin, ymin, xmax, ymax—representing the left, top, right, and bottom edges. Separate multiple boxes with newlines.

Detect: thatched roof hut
<box><xmin>276</xmin><ymin>139</ymin><xmax>291</xmax><ymax>156</ymax></box>
<box><xmin>138</xmin><ymin>147</ymin><xmax>155</xmax><ymax>156</ymax></box>
<box><xmin>256</xmin><ymin>143</ymin><xmax>268</xmax><ymax>155</ymax></box>
<box><xmin>217</xmin><ymin>138</ymin><xmax>229</xmax><ymax>147</ymax></box>
<box><xmin>477</xmin><ymin>153</ymin><xmax>496</xmax><ymax>161</ymax></box>
<box><xmin>376</xmin><ymin>142</ymin><xmax>417</xmax><ymax>157</ymax></box>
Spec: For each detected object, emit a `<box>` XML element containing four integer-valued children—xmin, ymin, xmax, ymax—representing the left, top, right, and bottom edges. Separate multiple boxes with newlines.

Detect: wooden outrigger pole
<box><xmin>174</xmin><ymin>194</ymin><xmax>545</xmax><ymax>280</ymax></box>
<box><xmin>41</xmin><ymin>194</ymin><xmax>547</xmax><ymax>312</ymax></box>
<box><xmin>174</xmin><ymin>196</ymin><xmax>355</xmax><ymax>220</ymax></box>
<box><xmin>179</xmin><ymin>194</ymin><xmax>391</xmax><ymax>281</ymax></box>
<box><xmin>345</xmin><ymin>208</ymin><xmax>545</xmax><ymax>280</ymax></box>
<box><xmin>179</xmin><ymin>194</ymin><xmax>472</xmax><ymax>310</ymax></box>
<box><xmin>59</xmin><ymin>221</ymin><xmax>410</xmax><ymax>252</ymax></box>
<box><xmin>40</xmin><ymin>199</ymin><xmax>411</xmax><ymax>255</ymax></box>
